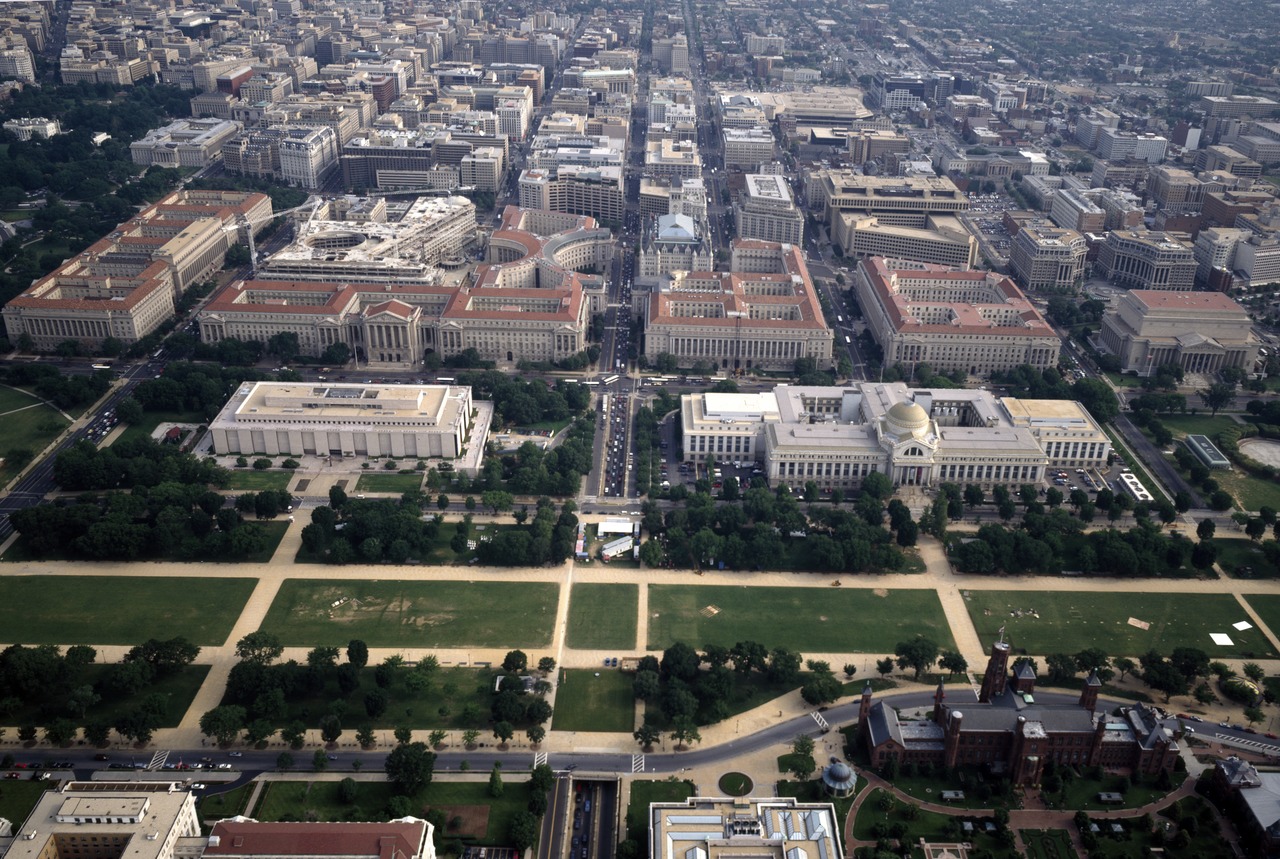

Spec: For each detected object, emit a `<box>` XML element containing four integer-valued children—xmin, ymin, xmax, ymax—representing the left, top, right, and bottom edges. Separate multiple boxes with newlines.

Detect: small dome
<box><xmin>886</xmin><ymin>400</ymin><xmax>929</xmax><ymax>437</ymax></box>
<box><xmin>822</xmin><ymin>760</ymin><xmax>858</xmax><ymax>793</ymax></box>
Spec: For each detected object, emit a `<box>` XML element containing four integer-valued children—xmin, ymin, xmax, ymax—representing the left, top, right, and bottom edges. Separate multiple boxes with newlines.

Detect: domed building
<box><xmin>821</xmin><ymin>759</ymin><xmax>858</xmax><ymax>798</ymax></box>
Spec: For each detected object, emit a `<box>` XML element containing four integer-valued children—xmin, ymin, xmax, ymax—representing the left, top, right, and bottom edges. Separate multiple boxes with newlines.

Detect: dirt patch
<box><xmin>425</xmin><ymin>804</ymin><xmax>490</xmax><ymax>839</ymax></box>
<box><xmin>405</xmin><ymin>612</ymin><xmax>456</xmax><ymax>628</ymax></box>
<box><xmin>872</xmin><ymin>588</ymin><xmax>889</xmax><ymax>598</ymax></box>
<box><xmin>1240</xmin><ymin>438</ymin><xmax>1280</xmax><ymax>467</ymax></box>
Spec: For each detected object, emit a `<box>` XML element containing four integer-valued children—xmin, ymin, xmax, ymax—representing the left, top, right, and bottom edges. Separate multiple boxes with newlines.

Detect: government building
<box><xmin>209</xmin><ymin>381</ymin><xmax>489</xmax><ymax>473</ymax></box>
<box><xmin>860</xmin><ymin>641</ymin><xmax>1178</xmax><ymax>784</ymax></box>
<box><xmin>854</xmin><ymin>257</ymin><xmax>1061</xmax><ymax>376</ymax></box>
<box><xmin>649</xmin><ymin>797</ymin><xmax>842</xmax><ymax>859</ymax></box>
<box><xmin>3</xmin><ymin>190</ymin><xmax>271</xmax><ymax>352</ymax></box>
<box><xmin>1096</xmin><ymin>229</ymin><xmax>1197</xmax><ymax>291</ymax></box>
<box><xmin>1097</xmin><ymin>289</ymin><xmax>1261</xmax><ymax>375</ymax></box>
<box><xmin>641</xmin><ymin>239</ymin><xmax>832</xmax><ymax>372</ymax></box>
<box><xmin>680</xmin><ymin>382</ymin><xmax>1112</xmax><ymax>490</ymax></box>
<box><xmin>198</xmin><ymin>207</ymin><xmax>612</xmax><ymax>367</ymax></box>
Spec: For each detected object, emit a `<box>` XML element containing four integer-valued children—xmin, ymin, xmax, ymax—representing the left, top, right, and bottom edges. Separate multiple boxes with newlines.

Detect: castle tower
<box><xmin>978</xmin><ymin>639</ymin><xmax>1011</xmax><ymax>703</ymax></box>
<box><xmin>943</xmin><ymin>710</ymin><xmax>963</xmax><ymax>770</ymax></box>
<box><xmin>1079</xmin><ymin>671</ymin><xmax>1102</xmax><ymax>713</ymax></box>
<box><xmin>858</xmin><ymin>681</ymin><xmax>873</xmax><ymax>727</ymax></box>
<box><xmin>932</xmin><ymin>678</ymin><xmax>946</xmax><ymax>724</ymax></box>
<box><xmin>1088</xmin><ymin>714</ymin><xmax>1108</xmax><ymax>766</ymax></box>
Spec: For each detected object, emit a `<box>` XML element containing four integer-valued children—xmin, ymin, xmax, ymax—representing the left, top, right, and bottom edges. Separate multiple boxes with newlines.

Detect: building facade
<box><xmin>1098</xmin><ymin>289</ymin><xmax>1261</xmax><ymax>375</ymax></box>
<box><xmin>209</xmin><ymin>382</ymin><xmax>486</xmax><ymax>469</ymax></box>
<box><xmin>680</xmin><ymin>383</ymin><xmax>1112</xmax><ymax>486</ymax></box>
<box><xmin>735</xmin><ymin>174</ymin><xmax>804</xmax><ymax>246</ymax></box>
<box><xmin>1096</xmin><ymin>229</ymin><xmax>1198</xmax><ymax>290</ymax></box>
<box><xmin>1009</xmin><ymin>223</ymin><xmax>1087</xmax><ymax>292</ymax></box>
<box><xmin>3</xmin><ymin>190</ymin><xmax>270</xmax><ymax>351</ymax></box>
<box><xmin>855</xmin><ymin>257</ymin><xmax>1061</xmax><ymax>375</ymax></box>
<box><xmin>642</xmin><ymin>240</ymin><xmax>832</xmax><ymax>372</ymax></box>
<box><xmin>650</xmin><ymin>797</ymin><xmax>841</xmax><ymax>859</ymax></box>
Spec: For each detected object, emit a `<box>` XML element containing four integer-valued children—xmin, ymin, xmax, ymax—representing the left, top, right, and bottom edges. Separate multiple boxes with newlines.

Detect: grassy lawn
<box><xmin>646</xmin><ymin>585</ymin><xmax>954</xmax><ymax>652</ymax></box>
<box><xmin>888</xmin><ymin>766</ymin><xmax>1016</xmax><ymax>811</ymax></box>
<box><xmin>7</xmin><ymin>664</ymin><xmax>207</xmax><ymax>729</ymax></box>
<box><xmin>226</xmin><ymin>470</ymin><xmax>295</xmax><ymax>491</ymax></box>
<box><xmin>226</xmin><ymin>665</ymin><xmax>504</xmax><ymax>731</ymax></box>
<box><xmin>1046</xmin><ymin>771</ymin><xmax>1174</xmax><ymax>812</ymax></box>
<box><xmin>355</xmin><ymin>472</ymin><xmax>424</xmax><ymax>494</ymax></box>
<box><xmin>1242</xmin><ymin>595</ymin><xmax>1280</xmax><ymax>647</ymax></box>
<box><xmin>0</xmin><ymin>781</ymin><xmax>53</xmax><ymax>829</ymax></box>
<box><xmin>851</xmin><ymin>788</ymin><xmax>1008</xmax><ymax>854</ymax></box>
<box><xmin>1080</xmin><ymin>796</ymin><xmax>1226</xmax><ymax>857</ymax></box>
<box><xmin>965</xmin><ymin>590</ymin><xmax>1273</xmax><ymax>658</ymax></box>
<box><xmin>0</xmin><ymin>385</ymin><xmax>70</xmax><ymax>482</ymax></box>
<box><xmin>256</xmin><ymin>780</ymin><xmax>532</xmax><ymax>844</ymax></box>
<box><xmin>1105</xmin><ymin>372</ymin><xmax>1143</xmax><ymax>388</ymax></box>
<box><xmin>199</xmin><ymin>783</ymin><xmax>255</xmax><ymax>824</ymax></box>
<box><xmin>0</xmin><ymin>576</ymin><xmax>256</xmax><ymax>645</ymax></box>
<box><xmin>626</xmin><ymin>779</ymin><xmax>695</xmax><ymax>844</ymax></box>
<box><xmin>259</xmin><ymin>580</ymin><xmax>559</xmax><ymax>648</ymax></box>
<box><xmin>1215</xmin><ymin>537</ymin><xmax>1280</xmax><ymax>578</ymax></box>
<box><xmin>1157</xmin><ymin>415</ymin><xmax>1239</xmax><ymax>439</ymax></box>
<box><xmin>117</xmin><ymin>409</ymin><xmax>206</xmax><ymax>445</ymax></box>
<box><xmin>551</xmin><ymin>669</ymin><xmax>635</xmax><ymax>732</ymax></box>
<box><xmin>1208</xmin><ymin>465</ymin><xmax>1280</xmax><ymax>513</ymax></box>
<box><xmin>566</xmin><ymin>584</ymin><xmax>638</xmax><ymax>650</ymax></box>
<box><xmin>646</xmin><ymin>670</ymin><xmax>843</xmax><ymax>730</ymax></box>
<box><xmin>1020</xmin><ymin>829</ymin><xmax>1075</xmax><ymax>859</ymax></box>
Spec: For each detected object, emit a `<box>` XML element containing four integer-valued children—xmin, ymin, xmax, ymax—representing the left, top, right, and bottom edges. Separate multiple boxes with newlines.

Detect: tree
<box><xmin>339</xmin><ymin>777</ymin><xmax>359</xmax><ymax>804</ymax></box>
<box><xmin>356</xmin><ymin>724</ymin><xmax>376</xmax><ymax>749</ymax></box>
<box><xmin>235</xmin><ymin>631</ymin><xmax>283</xmax><ymax>665</ymax></box>
<box><xmin>1114</xmin><ymin>657</ymin><xmax>1136</xmax><ymax>681</ymax></box>
<box><xmin>508</xmin><ymin>811</ymin><xmax>540</xmax><ymax>852</ymax></box>
<box><xmin>488</xmin><ymin>763</ymin><xmax>505</xmax><ymax>797</ymax></box>
<box><xmin>1142</xmin><ymin>655</ymin><xmax>1190</xmax><ymax>702</ymax></box>
<box><xmin>281</xmin><ymin>722</ymin><xmax>307</xmax><ymax>750</ymax></box>
<box><xmin>633</xmin><ymin>722</ymin><xmax>661</xmax><ymax>750</ymax></box>
<box><xmin>199</xmin><ymin>705</ymin><xmax>247</xmax><ymax>746</ymax></box>
<box><xmin>1197</xmin><ymin>519</ymin><xmax>1216</xmax><ymax>541</ymax></box>
<box><xmin>276</xmin><ymin>751</ymin><xmax>294</xmax><ymax>771</ymax></box>
<box><xmin>876</xmin><ymin>657</ymin><xmax>895</xmax><ymax>678</ymax></box>
<box><xmin>313</xmin><ymin>749</ymin><xmax>329</xmax><ymax>771</ymax></box>
<box><xmin>347</xmin><ymin>639</ymin><xmax>369</xmax><ymax>669</ymax></box>
<box><xmin>493</xmin><ymin>721</ymin><xmax>515</xmax><ymax>747</ymax></box>
<box><xmin>526</xmin><ymin>725</ymin><xmax>545</xmax><ymax>747</ymax></box>
<box><xmin>67</xmin><ymin>684</ymin><xmax>100</xmax><ymax>719</ymax></box>
<box><xmin>1245</xmin><ymin>706</ymin><xmax>1266</xmax><ymax>727</ymax></box>
<box><xmin>428</xmin><ymin>729</ymin><xmax>447</xmax><ymax>749</ymax></box>
<box><xmin>938</xmin><ymin>651</ymin><xmax>968</xmax><ymax>675</ymax></box>
<box><xmin>895</xmin><ymin>638</ymin><xmax>940</xmax><ymax>680</ymax></box>
<box><xmin>385</xmin><ymin>741</ymin><xmax>437</xmax><ymax>794</ymax></box>
<box><xmin>319</xmin><ymin>715</ymin><xmax>343</xmax><ymax>744</ymax></box>
<box><xmin>502</xmin><ymin>650</ymin><xmax>528</xmax><ymax>673</ymax></box>
<box><xmin>1244</xmin><ymin>662</ymin><xmax>1266</xmax><ymax>683</ymax></box>
<box><xmin>800</xmin><ymin>671</ymin><xmax>843</xmax><ymax>706</ymax></box>
<box><xmin>1199</xmin><ymin>383</ymin><xmax>1235</xmax><ymax>415</ymax></box>
<box><xmin>670</xmin><ymin>718</ymin><xmax>702</xmax><ymax>749</ymax></box>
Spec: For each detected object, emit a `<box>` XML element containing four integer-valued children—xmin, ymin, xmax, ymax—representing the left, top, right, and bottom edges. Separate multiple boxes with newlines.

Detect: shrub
<box><xmin>253</xmin><ymin>458</ymin><xmax>272</xmax><ymax>470</ymax></box>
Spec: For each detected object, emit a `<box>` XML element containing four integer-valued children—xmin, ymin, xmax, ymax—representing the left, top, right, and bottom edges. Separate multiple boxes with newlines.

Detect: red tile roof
<box><xmin>206</xmin><ymin>820</ymin><xmax>429</xmax><ymax>859</ymax></box>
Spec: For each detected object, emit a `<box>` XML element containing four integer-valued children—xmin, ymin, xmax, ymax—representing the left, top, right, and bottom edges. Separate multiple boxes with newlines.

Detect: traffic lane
<box><xmin>538</xmin><ymin>775</ymin><xmax>571</xmax><ymax>859</ymax></box>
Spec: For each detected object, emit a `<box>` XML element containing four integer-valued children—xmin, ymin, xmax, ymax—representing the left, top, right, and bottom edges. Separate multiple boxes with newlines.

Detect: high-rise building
<box><xmin>1096</xmin><ymin>229</ymin><xmax>1198</xmax><ymax>290</ymax></box>
<box><xmin>735</xmin><ymin>174</ymin><xmax>804</xmax><ymax>246</ymax></box>
<box><xmin>1009</xmin><ymin>223</ymin><xmax>1088</xmax><ymax>291</ymax></box>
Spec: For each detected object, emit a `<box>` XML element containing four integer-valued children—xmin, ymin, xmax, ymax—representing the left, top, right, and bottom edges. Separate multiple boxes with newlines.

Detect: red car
<box><xmin>1265</xmin><ymin>733</ymin><xmax>1278</xmax><ymax>740</ymax></box>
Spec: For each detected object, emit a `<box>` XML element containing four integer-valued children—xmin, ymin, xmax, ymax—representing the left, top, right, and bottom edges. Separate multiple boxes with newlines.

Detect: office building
<box><xmin>205</xmin><ymin>818</ymin><xmax>434</xmax><ymax>859</ymax></box>
<box><xmin>1095</xmin><ymin>129</ymin><xmax>1168</xmax><ymax>164</ymax></box>
<box><xmin>1200</xmin><ymin>95</ymin><xmax>1280</xmax><ymax>119</ymax></box>
<box><xmin>0</xmin><ymin>45</ymin><xmax>35</xmax><ymax>82</ymax></box>
<box><xmin>645</xmin><ymin>139</ymin><xmax>702</xmax><ymax>179</ymax></box>
<box><xmin>745</xmin><ymin>34</ymin><xmax>786</xmax><ymax>55</ymax></box>
<box><xmin>807</xmin><ymin>172</ymin><xmax>968</xmax><ymax>227</ymax></box>
<box><xmin>518</xmin><ymin>165</ymin><xmax>624</xmax><ymax>222</ymax></box>
<box><xmin>832</xmin><ymin>213</ymin><xmax>977</xmax><ymax>268</ymax></box>
<box><xmin>1148</xmin><ymin>166</ymin><xmax>1204</xmax><ymax>214</ymax></box>
<box><xmin>650</xmin><ymin>797</ymin><xmax>840</xmax><ymax>859</ymax></box>
<box><xmin>4</xmin><ymin>782</ymin><xmax>203</xmax><ymax>859</ymax></box>
<box><xmin>209</xmin><ymin>381</ymin><xmax>487</xmax><ymax>468</ymax></box>
<box><xmin>3</xmin><ymin>190</ymin><xmax>270</xmax><ymax>351</ymax></box>
<box><xmin>722</xmin><ymin>127</ymin><xmax>775</xmax><ymax>170</ymax></box>
<box><xmin>200</xmin><ymin>207</ymin><xmax>610</xmax><ymax>368</ymax></box>
<box><xmin>1098</xmin><ymin>289</ymin><xmax>1260</xmax><ymax>375</ymax></box>
<box><xmin>1096</xmin><ymin>229</ymin><xmax>1198</xmax><ymax>290</ymax></box>
<box><xmin>735</xmin><ymin>174</ymin><xmax>804</xmax><ymax>246</ymax></box>
<box><xmin>855</xmin><ymin>257</ymin><xmax>1060</xmax><ymax>376</ymax></box>
<box><xmin>642</xmin><ymin>240</ymin><xmax>832</xmax><ymax>372</ymax></box>
<box><xmin>652</xmin><ymin>36</ymin><xmax>690</xmax><ymax>75</ymax></box>
<box><xmin>130</xmin><ymin>118</ymin><xmax>242</xmax><ymax>168</ymax></box>
<box><xmin>1049</xmin><ymin>188</ymin><xmax>1106</xmax><ymax>233</ymax></box>
<box><xmin>1009</xmin><ymin>224</ymin><xmax>1087</xmax><ymax>291</ymax></box>
<box><xmin>278</xmin><ymin>125</ymin><xmax>339</xmax><ymax>189</ymax></box>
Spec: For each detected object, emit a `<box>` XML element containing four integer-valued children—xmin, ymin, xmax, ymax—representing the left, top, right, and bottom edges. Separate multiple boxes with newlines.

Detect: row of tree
<box><xmin>11</xmin><ymin>479</ymin><xmax>278</xmax><ymax>561</ymax></box>
<box><xmin>0</xmin><ymin>637</ymin><xmax>199</xmax><ymax>746</ymax></box>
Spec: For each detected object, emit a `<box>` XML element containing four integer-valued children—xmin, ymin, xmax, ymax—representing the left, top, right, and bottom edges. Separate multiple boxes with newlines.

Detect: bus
<box><xmin>436</xmin><ymin>377</ymin><xmax>455</xmax><ymax>384</ymax></box>
<box><xmin>1117</xmin><ymin>472</ymin><xmax>1154</xmax><ymax>502</ymax></box>
<box><xmin>602</xmin><ymin>374</ymin><xmax>620</xmax><ymax>385</ymax></box>
<box><xmin>582</xmin><ymin>380</ymin><xmax>600</xmax><ymax>387</ymax></box>
<box><xmin>91</xmin><ymin>362</ymin><xmax>113</xmax><ymax>370</ymax></box>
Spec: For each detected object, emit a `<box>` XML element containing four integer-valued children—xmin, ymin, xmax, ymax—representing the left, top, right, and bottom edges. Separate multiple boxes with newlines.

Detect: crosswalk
<box><xmin>533</xmin><ymin>751</ymin><xmax>548</xmax><ymax>769</ymax></box>
<box><xmin>631</xmin><ymin>754</ymin><xmax>645</xmax><ymax>773</ymax></box>
<box><xmin>1213</xmin><ymin>732</ymin><xmax>1280</xmax><ymax>755</ymax></box>
<box><xmin>148</xmin><ymin>750</ymin><xmax>169</xmax><ymax>770</ymax></box>
<box><xmin>810</xmin><ymin>711</ymin><xmax>829</xmax><ymax>730</ymax></box>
